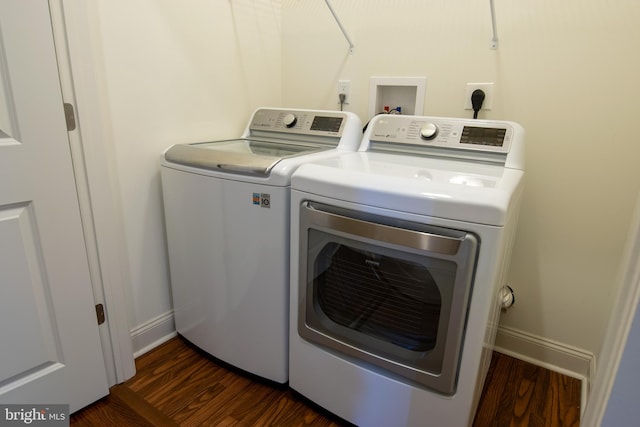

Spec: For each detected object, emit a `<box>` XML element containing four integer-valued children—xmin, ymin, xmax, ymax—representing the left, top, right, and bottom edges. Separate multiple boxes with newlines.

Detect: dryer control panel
<box><xmin>365</xmin><ymin>115</ymin><xmax>525</xmax><ymax>169</ymax></box>
<box><xmin>369</xmin><ymin>116</ymin><xmax>514</xmax><ymax>153</ymax></box>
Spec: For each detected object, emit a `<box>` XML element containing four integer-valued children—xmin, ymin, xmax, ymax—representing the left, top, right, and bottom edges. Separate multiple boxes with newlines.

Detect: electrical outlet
<box><xmin>464</xmin><ymin>82</ymin><xmax>494</xmax><ymax>110</ymax></box>
<box><xmin>338</xmin><ymin>79</ymin><xmax>351</xmax><ymax>101</ymax></box>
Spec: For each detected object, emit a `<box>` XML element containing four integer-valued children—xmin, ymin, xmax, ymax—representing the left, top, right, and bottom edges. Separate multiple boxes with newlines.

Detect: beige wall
<box><xmin>92</xmin><ymin>0</ymin><xmax>282</xmax><ymax>330</ymax></box>
<box><xmin>87</xmin><ymin>0</ymin><xmax>640</xmax><ymax>365</ymax></box>
<box><xmin>282</xmin><ymin>0</ymin><xmax>640</xmax><ymax>361</ymax></box>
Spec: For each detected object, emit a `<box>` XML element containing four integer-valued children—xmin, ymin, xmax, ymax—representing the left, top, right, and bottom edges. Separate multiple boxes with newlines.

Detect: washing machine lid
<box><xmin>164</xmin><ymin>138</ymin><xmax>329</xmax><ymax>176</ymax></box>
<box><xmin>291</xmin><ymin>152</ymin><xmax>524</xmax><ymax>226</ymax></box>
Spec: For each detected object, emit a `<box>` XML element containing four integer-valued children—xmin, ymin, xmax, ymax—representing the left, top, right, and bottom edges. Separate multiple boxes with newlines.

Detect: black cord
<box><xmin>362</xmin><ymin>112</ymin><xmax>385</xmax><ymax>133</ymax></box>
<box><xmin>338</xmin><ymin>93</ymin><xmax>346</xmax><ymax>111</ymax></box>
<box><xmin>471</xmin><ymin>89</ymin><xmax>485</xmax><ymax>119</ymax></box>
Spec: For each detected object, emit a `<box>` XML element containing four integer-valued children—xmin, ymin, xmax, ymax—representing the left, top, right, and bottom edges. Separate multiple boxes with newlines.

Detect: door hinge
<box><xmin>63</xmin><ymin>103</ymin><xmax>76</xmax><ymax>131</ymax></box>
<box><xmin>95</xmin><ymin>303</ymin><xmax>106</xmax><ymax>325</ymax></box>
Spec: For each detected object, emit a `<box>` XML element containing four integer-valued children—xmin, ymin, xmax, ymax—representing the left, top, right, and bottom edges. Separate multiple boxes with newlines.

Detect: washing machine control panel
<box><xmin>249</xmin><ymin>108</ymin><xmax>347</xmax><ymax>137</ymax></box>
<box><xmin>369</xmin><ymin>116</ymin><xmax>515</xmax><ymax>155</ymax></box>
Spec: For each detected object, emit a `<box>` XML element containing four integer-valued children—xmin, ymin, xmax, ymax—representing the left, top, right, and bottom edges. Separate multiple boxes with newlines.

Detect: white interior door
<box><xmin>0</xmin><ymin>0</ymin><xmax>109</xmax><ymax>412</ymax></box>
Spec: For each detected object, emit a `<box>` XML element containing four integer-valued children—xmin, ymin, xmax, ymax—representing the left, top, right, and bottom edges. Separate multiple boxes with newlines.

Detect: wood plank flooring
<box><xmin>71</xmin><ymin>337</ymin><xmax>581</xmax><ymax>427</ymax></box>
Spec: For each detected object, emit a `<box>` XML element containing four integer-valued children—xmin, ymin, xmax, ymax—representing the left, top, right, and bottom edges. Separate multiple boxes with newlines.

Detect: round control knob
<box><xmin>283</xmin><ymin>113</ymin><xmax>297</xmax><ymax>128</ymax></box>
<box><xmin>419</xmin><ymin>123</ymin><xmax>439</xmax><ymax>140</ymax></box>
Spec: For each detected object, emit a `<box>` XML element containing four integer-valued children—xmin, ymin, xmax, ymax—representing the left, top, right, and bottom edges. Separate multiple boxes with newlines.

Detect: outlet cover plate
<box><xmin>338</xmin><ymin>80</ymin><xmax>351</xmax><ymax>98</ymax></box>
<box><xmin>464</xmin><ymin>82</ymin><xmax>494</xmax><ymax>110</ymax></box>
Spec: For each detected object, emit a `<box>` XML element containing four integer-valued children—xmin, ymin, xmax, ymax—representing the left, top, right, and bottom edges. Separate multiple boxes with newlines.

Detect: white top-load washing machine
<box><xmin>289</xmin><ymin>114</ymin><xmax>524</xmax><ymax>426</ymax></box>
<box><xmin>160</xmin><ymin>108</ymin><xmax>362</xmax><ymax>384</ymax></box>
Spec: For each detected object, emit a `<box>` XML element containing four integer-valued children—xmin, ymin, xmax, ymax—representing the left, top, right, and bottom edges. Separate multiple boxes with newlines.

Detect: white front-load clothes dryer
<box><xmin>160</xmin><ymin>108</ymin><xmax>362</xmax><ymax>384</ymax></box>
<box><xmin>289</xmin><ymin>114</ymin><xmax>525</xmax><ymax>425</ymax></box>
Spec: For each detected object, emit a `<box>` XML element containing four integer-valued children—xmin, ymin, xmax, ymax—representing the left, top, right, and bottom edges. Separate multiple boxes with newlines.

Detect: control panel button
<box><xmin>283</xmin><ymin>113</ymin><xmax>297</xmax><ymax>128</ymax></box>
<box><xmin>419</xmin><ymin>123</ymin><xmax>438</xmax><ymax>140</ymax></box>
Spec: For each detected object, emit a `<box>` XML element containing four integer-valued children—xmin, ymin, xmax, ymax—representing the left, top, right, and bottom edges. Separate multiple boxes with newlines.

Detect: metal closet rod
<box><xmin>322</xmin><ymin>1</ymin><xmax>496</xmax><ymax>51</ymax></box>
<box><xmin>324</xmin><ymin>0</ymin><xmax>354</xmax><ymax>53</ymax></box>
<box><xmin>490</xmin><ymin>0</ymin><xmax>498</xmax><ymax>49</ymax></box>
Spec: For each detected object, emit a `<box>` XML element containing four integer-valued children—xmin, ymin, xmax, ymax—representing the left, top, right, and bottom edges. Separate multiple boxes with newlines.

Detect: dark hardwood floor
<box><xmin>71</xmin><ymin>337</ymin><xmax>581</xmax><ymax>426</ymax></box>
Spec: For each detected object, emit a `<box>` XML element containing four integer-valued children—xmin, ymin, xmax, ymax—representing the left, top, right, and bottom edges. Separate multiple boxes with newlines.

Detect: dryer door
<box><xmin>297</xmin><ymin>202</ymin><xmax>478</xmax><ymax>395</ymax></box>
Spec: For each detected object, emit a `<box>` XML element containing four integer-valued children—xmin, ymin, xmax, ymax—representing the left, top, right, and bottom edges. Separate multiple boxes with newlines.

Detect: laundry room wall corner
<box><xmin>494</xmin><ymin>325</ymin><xmax>594</xmax><ymax>400</ymax></box>
<box><xmin>130</xmin><ymin>310</ymin><xmax>177</xmax><ymax>358</ymax></box>
<box><xmin>88</xmin><ymin>0</ymin><xmax>283</xmax><ymax>355</ymax></box>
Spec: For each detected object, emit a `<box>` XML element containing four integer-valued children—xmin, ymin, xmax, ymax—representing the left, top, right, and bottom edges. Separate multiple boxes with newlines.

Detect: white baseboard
<box><xmin>130</xmin><ymin>310</ymin><xmax>177</xmax><ymax>358</ymax></box>
<box><xmin>494</xmin><ymin>325</ymin><xmax>595</xmax><ymax>413</ymax></box>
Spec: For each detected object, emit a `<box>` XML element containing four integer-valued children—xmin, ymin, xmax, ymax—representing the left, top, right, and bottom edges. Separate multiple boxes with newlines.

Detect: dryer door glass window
<box><xmin>314</xmin><ymin>242</ymin><xmax>449</xmax><ymax>353</ymax></box>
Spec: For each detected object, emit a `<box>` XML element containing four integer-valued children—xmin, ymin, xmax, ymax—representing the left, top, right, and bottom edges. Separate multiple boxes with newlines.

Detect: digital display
<box><xmin>310</xmin><ymin>116</ymin><xmax>343</xmax><ymax>133</ymax></box>
<box><xmin>460</xmin><ymin>126</ymin><xmax>506</xmax><ymax>147</ymax></box>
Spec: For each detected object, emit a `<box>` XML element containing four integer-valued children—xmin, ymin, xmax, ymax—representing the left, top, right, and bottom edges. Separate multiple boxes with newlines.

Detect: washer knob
<box><xmin>283</xmin><ymin>113</ymin><xmax>297</xmax><ymax>128</ymax></box>
<box><xmin>419</xmin><ymin>123</ymin><xmax>439</xmax><ymax>140</ymax></box>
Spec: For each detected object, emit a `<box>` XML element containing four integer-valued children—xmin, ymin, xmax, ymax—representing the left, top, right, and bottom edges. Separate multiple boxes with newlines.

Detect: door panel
<box><xmin>0</xmin><ymin>0</ymin><xmax>109</xmax><ymax>412</ymax></box>
<box><xmin>0</xmin><ymin>203</ymin><xmax>60</xmax><ymax>381</ymax></box>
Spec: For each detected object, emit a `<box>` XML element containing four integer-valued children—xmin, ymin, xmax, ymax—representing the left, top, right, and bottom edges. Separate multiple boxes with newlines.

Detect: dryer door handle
<box><xmin>303</xmin><ymin>202</ymin><xmax>463</xmax><ymax>256</ymax></box>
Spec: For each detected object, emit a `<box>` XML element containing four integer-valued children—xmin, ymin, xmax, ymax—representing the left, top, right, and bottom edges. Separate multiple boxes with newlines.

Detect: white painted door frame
<box><xmin>581</xmin><ymin>193</ymin><xmax>640</xmax><ymax>426</ymax></box>
<box><xmin>48</xmin><ymin>0</ymin><xmax>136</xmax><ymax>386</ymax></box>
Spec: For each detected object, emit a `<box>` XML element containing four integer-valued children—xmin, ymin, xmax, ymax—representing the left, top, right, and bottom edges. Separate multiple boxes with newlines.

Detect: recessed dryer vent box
<box><xmin>368</xmin><ymin>76</ymin><xmax>426</xmax><ymax>118</ymax></box>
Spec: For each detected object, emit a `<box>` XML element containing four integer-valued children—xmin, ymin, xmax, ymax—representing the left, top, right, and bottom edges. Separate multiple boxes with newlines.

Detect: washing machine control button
<box><xmin>419</xmin><ymin>123</ymin><xmax>439</xmax><ymax>140</ymax></box>
<box><xmin>283</xmin><ymin>113</ymin><xmax>298</xmax><ymax>128</ymax></box>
